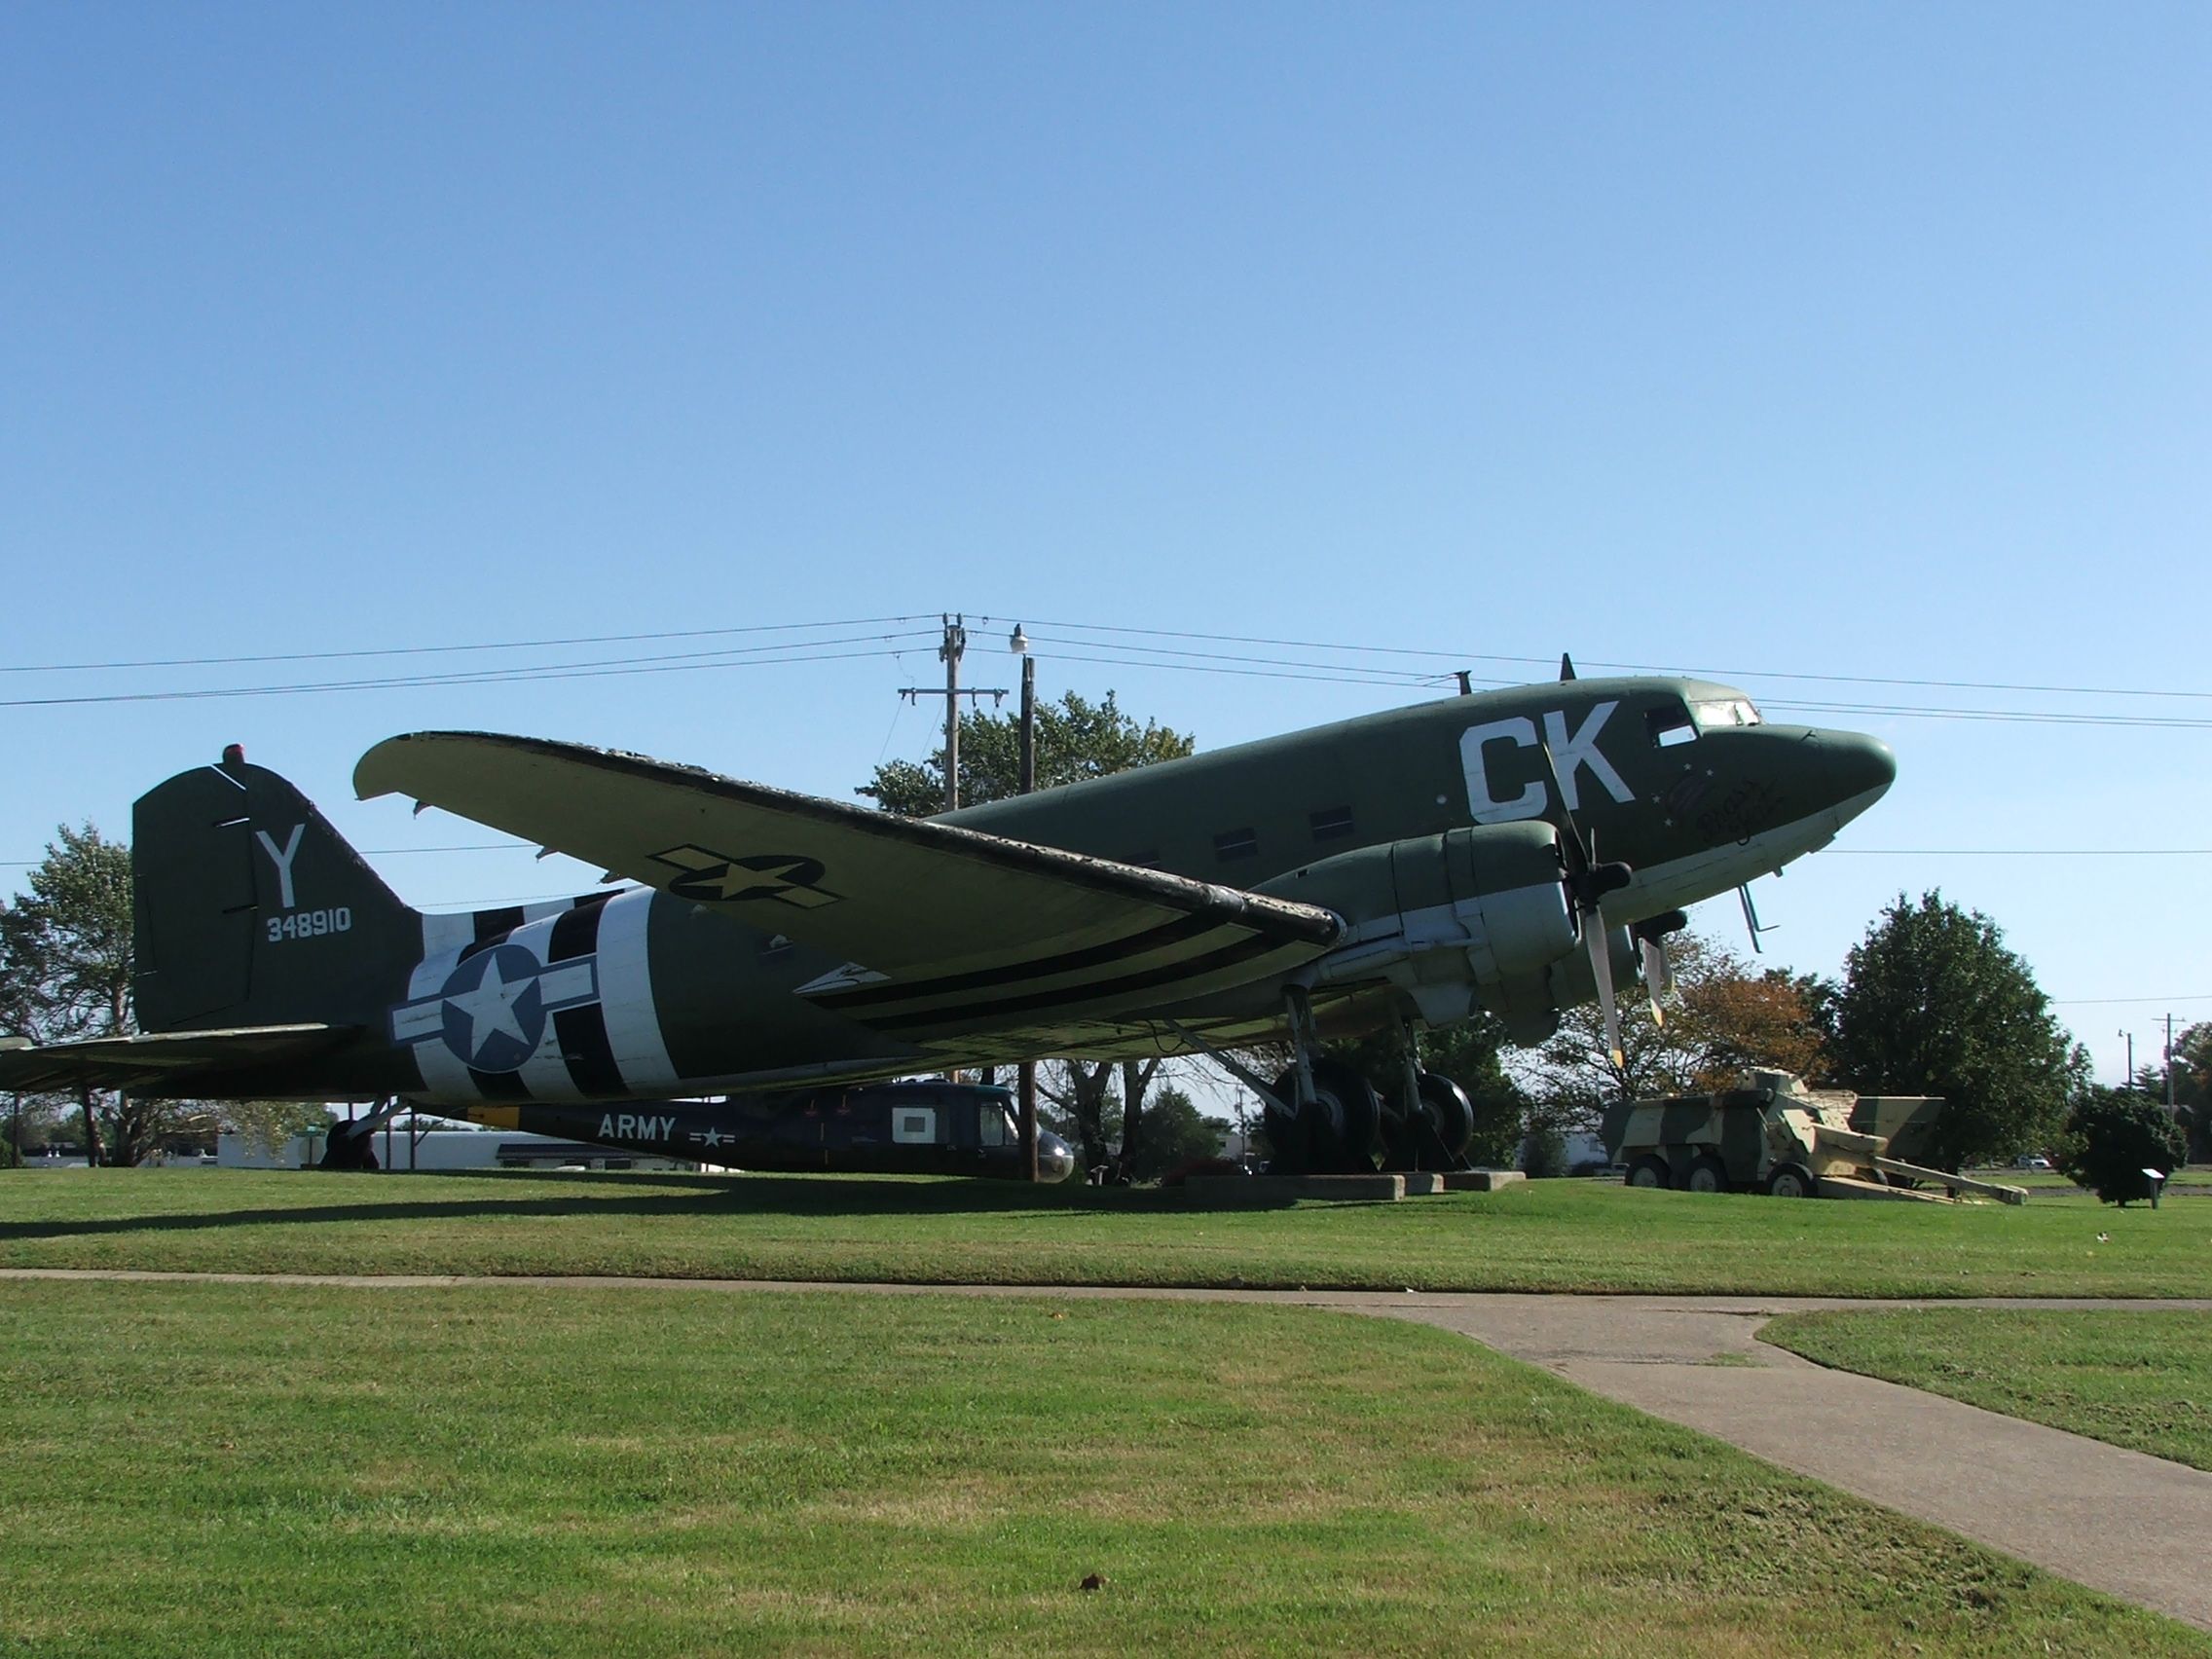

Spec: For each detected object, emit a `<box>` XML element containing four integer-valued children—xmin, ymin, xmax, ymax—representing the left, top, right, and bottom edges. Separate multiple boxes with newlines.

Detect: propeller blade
<box><xmin>1587</xmin><ymin>917</ymin><xmax>1624</xmax><ymax>1068</ymax></box>
<box><xmin>1639</xmin><ymin>936</ymin><xmax>1672</xmax><ymax>1027</ymax></box>
<box><xmin>1534</xmin><ymin>741</ymin><xmax>1593</xmax><ymax>873</ymax></box>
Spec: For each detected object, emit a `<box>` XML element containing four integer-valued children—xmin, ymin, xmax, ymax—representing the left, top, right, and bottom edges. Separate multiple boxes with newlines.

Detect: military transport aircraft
<box><xmin>0</xmin><ymin>676</ymin><xmax>1893</xmax><ymax>1175</ymax></box>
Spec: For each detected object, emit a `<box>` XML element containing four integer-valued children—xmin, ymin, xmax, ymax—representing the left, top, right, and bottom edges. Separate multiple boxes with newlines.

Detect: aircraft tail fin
<box><xmin>132</xmin><ymin>749</ymin><xmax>422</xmax><ymax>1032</ymax></box>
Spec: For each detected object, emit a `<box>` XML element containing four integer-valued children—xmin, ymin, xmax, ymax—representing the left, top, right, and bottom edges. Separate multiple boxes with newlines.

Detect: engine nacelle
<box><xmin>1255</xmin><ymin>822</ymin><xmax>1579</xmax><ymax>1040</ymax></box>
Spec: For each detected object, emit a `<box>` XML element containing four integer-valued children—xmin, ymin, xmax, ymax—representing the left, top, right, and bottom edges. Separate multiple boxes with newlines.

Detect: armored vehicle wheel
<box><xmin>1682</xmin><ymin>1155</ymin><xmax>1730</xmax><ymax>1195</ymax></box>
<box><xmin>1626</xmin><ymin>1156</ymin><xmax>1671</xmax><ymax>1190</ymax></box>
<box><xmin>1766</xmin><ymin>1162</ymin><xmax>1815</xmax><ymax>1198</ymax></box>
<box><xmin>1417</xmin><ymin>1072</ymin><xmax>1475</xmax><ymax>1161</ymax></box>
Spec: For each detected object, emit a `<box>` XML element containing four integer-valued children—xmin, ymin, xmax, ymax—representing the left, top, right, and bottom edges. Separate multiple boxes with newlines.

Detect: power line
<box><xmin>0</xmin><ymin>613</ymin><xmax>939</xmax><ymax>675</ymax></box>
<box><xmin>0</xmin><ymin>636</ymin><xmax>934</xmax><ymax>709</ymax></box>
<box><xmin>2052</xmin><ymin>994</ymin><xmax>2212</xmax><ymax>1006</ymax></box>
<box><xmin>1829</xmin><ymin>848</ymin><xmax>2212</xmax><ymax>857</ymax></box>
<box><xmin>1031</xmin><ymin>642</ymin><xmax>2212</xmax><ymax>726</ymax></box>
<box><xmin>998</xmin><ymin>617</ymin><xmax>2212</xmax><ymax>704</ymax></box>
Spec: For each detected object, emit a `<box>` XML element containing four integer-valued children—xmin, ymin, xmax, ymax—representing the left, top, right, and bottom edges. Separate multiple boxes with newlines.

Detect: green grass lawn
<box><xmin>1761</xmin><ymin>1309</ymin><xmax>2212</xmax><ymax>1471</ymax></box>
<box><xmin>2</xmin><ymin>1168</ymin><xmax>2209</xmax><ymax>1298</ymax></box>
<box><xmin>2</xmin><ymin>1281</ymin><xmax>2203</xmax><ymax>1657</ymax></box>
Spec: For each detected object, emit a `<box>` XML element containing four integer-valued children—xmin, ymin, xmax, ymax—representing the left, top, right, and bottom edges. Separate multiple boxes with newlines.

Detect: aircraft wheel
<box><xmin>1311</xmin><ymin>1058</ymin><xmax>1382</xmax><ymax>1172</ymax></box>
<box><xmin>1269</xmin><ymin>1059</ymin><xmax>1380</xmax><ymax>1174</ymax></box>
<box><xmin>1416</xmin><ymin>1073</ymin><xmax>1475</xmax><ymax>1161</ymax></box>
<box><xmin>1626</xmin><ymin>1156</ymin><xmax>1671</xmax><ymax>1191</ymax></box>
<box><xmin>1683</xmin><ymin>1155</ymin><xmax>1730</xmax><ymax>1195</ymax></box>
<box><xmin>1262</xmin><ymin>1080</ymin><xmax>1311</xmax><ymax>1176</ymax></box>
<box><xmin>1765</xmin><ymin>1163</ymin><xmax>1815</xmax><ymax>1198</ymax></box>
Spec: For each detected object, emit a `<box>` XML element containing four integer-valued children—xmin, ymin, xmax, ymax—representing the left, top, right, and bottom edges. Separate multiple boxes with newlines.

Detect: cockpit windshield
<box><xmin>1691</xmin><ymin>697</ymin><xmax>1762</xmax><ymax>731</ymax></box>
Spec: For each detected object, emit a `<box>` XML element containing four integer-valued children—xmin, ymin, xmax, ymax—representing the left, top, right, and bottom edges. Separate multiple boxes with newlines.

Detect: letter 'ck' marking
<box><xmin>1460</xmin><ymin>717</ymin><xmax>1545</xmax><ymax>824</ymax></box>
<box><xmin>1461</xmin><ymin>703</ymin><xmax>1634</xmax><ymax>823</ymax></box>
<box><xmin>255</xmin><ymin>823</ymin><xmax>306</xmax><ymax>909</ymax></box>
<box><xmin>1542</xmin><ymin>702</ymin><xmax>1633</xmax><ymax>811</ymax></box>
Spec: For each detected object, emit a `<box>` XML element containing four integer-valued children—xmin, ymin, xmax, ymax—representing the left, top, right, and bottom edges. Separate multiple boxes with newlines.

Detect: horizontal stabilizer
<box><xmin>0</xmin><ymin>1024</ymin><xmax>352</xmax><ymax>1094</ymax></box>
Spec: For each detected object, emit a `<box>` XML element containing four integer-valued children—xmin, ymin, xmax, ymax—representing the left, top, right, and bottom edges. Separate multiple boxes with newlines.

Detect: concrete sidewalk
<box><xmin>8</xmin><ymin>1270</ymin><xmax>2210</xmax><ymax>1631</ymax></box>
<box><xmin>1338</xmin><ymin>1291</ymin><xmax>2212</xmax><ymax>1634</ymax></box>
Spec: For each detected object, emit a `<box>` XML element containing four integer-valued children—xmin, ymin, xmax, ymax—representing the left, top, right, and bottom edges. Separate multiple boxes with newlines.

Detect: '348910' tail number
<box><xmin>267</xmin><ymin>906</ymin><xmax>351</xmax><ymax>943</ymax></box>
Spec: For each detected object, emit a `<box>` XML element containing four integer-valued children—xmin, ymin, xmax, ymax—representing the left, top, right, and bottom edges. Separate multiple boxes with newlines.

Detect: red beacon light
<box><xmin>222</xmin><ymin>743</ymin><xmax>246</xmax><ymax>767</ymax></box>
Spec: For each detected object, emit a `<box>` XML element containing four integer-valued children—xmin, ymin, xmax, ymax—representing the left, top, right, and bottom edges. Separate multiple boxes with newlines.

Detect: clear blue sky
<box><xmin>4</xmin><ymin>3</ymin><xmax>2206</xmax><ymax>1082</ymax></box>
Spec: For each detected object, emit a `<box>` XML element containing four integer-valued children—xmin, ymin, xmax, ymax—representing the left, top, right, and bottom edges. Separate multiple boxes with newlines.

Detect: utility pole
<box><xmin>2167</xmin><ymin>1014</ymin><xmax>2178</xmax><ymax>1114</ymax></box>
<box><xmin>1012</xmin><ymin>623</ymin><xmax>1041</xmax><ymax>1182</ymax></box>
<box><xmin>897</xmin><ymin>614</ymin><xmax>1005</xmax><ymax>813</ymax></box>
<box><xmin>2120</xmin><ymin>1029</ymin><xmax>2134</xmax><ymax>1089</ymax></box>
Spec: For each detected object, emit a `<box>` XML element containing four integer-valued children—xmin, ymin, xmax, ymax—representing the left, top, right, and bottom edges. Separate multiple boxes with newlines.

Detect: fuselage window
<box><xmin>1646</xmin><ymin>701</ymin><xmax>1697</xmax><ymax>748</ymax></box>
<box><xmin>1309</xmin><ymin>805</ymin><xmax>1355</xmax><ymax>842</ymax></box>
<box><xmin>1214</xmin><ymin>828</ymin><xmax>1259</xmax><ymax>862</ymax></box>
<box><xmin>893</xmin><ymin>1108</ymin><xmax>938</xmax><ymax>1145</ymax></box>
<box><xmin>978</xmin><ymin>1105</ymin><xmax>1013</xmax><ymax>1148</ymax></box>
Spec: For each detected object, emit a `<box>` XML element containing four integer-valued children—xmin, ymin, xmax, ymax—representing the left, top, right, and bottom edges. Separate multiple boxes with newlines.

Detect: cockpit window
<box><xmin>1691</xmin><ymin>697</ymin><xmax>1762</xmax><ymax>731</ymax></box>
<box><xmin>978</xmin><ymin>1104</ymin><xmax>1014</xmax><ymax>1148</ymax></box>
<box><xmin>1646</xmin><ymin>699</ymin><xmax>1698</xmax><ymax>748</ymax></box>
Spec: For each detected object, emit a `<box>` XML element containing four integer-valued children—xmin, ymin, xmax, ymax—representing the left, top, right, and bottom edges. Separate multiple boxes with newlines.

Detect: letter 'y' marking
<box><xmin>255</xmin><ymin>824</ymin><xmax>307</xmax><ymax>910</ymax></box>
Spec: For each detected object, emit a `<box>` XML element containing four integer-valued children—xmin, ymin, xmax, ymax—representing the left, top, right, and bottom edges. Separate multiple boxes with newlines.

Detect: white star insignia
<box><xmin>444</xmin><ymin>956</ymin><xmax>533</xmax><ymax>1063</ymax></box>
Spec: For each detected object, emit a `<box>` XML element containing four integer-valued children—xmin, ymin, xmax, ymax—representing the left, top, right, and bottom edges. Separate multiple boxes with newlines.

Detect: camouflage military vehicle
<box><xmin>1599</xmin><ymin>1070</ymin><xmax>2025</xmax><ymax>1203</ymax></box>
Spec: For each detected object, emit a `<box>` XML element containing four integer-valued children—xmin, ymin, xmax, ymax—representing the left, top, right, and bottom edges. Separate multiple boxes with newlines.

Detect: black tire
<box><xmin>1683</xmin><ymin>1155</ymin><xmax>1730</xmax><ymax>1195</ymax></box>
<box><xmin>1262</xmin><ymin>1079</ymin><xmax>1310</xmax><ymax>1176</ymax></box>
<box><xmin>1765</xmin><ymin>1163</ymin><xmax>1815</xmax><ymax>1198</ymax></box>
<box><xmin>1417</xmin><ymin>1073</ymin><xmax>1476</xmax><ymax>1161</ymax></box>
<box><xmin>1307</xmin><ymin>1057</ymin><xmax>1382</xmax><ymax>1173</ymax></box>
<box><xmin>1626</xmin><ymin>1156</ymin><xmax>1671</xmax><ymax>1191</ymax></box>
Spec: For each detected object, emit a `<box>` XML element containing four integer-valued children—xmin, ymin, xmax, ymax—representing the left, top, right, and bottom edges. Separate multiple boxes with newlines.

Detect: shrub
<box><xmin>2057</xmin><ymin>1088</ymin><xmax>2187</xmax><ymax>1206</ymax></box>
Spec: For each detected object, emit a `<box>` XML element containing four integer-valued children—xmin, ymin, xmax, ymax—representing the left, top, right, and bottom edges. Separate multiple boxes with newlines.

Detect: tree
<box><xmin>222</xmin><ymin>1100</ymin><xmax>335</xmax><ymax>1161</ymax></box>
<box><xmin>1</xmin><ymin>826</ymin><xmax>132</xmax><ymax>1164</ymax></box>
<box><xmin>2057</xmin><ymin>1087</ymin><xmax>2187</xmax><ymax>1205</ymax></box>
<box><xmin>1122</xmin><ymin>1087</ymin><xmax>1228</xmax><ymax>1182</ymax></box>
<box><xmin>1523</xmin><ymin>932</ymin><xmax>1832</xmax><ymax>1123</ymax></box>
<box><xmin>859</xmin><ymin>689</ymin><xmax>1195</xmax><ymax>817</ymax></box>
<box><xmin>1826</xmin><ymin>892</ymin><xmax>2088</xmax><ymax>1170</ymax></box>
<box><xmin>2134</xmin><ymin>1022</ymin><xmax>2210</xmax><ymax>1164</ymax></box>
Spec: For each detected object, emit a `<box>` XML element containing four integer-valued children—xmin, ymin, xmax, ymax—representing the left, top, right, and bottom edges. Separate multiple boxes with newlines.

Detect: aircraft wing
<box><xmin>355</xmin><ymin>731</ymin><xmax>1343</xmax><ymax>1034</ymax></box>
<box><xmin>0</xmin><ymin>1024</ymin><xmax>353</xmax><ymax>1095</ymax></box>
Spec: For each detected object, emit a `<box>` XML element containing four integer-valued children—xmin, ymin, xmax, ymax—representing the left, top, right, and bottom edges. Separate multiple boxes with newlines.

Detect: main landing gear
<box><xmin>1252</xmin><ymin>993</ymin><xmax>1477</xmax><ymax>1177</ymax></box>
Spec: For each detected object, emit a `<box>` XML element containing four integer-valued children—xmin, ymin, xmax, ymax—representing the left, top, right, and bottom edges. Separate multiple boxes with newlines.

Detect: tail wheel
<box><xmin>1626</xmin><ymin>1156</ymin><xmax>1670</xmax><ymax>1191</ymax></box>
<box><xmin>1766</xmin><ymin>1163</ymin><xmax>1815</xmax><ymax>1198</ymax></box>
<box><xmin>1417</xmin><ymin>1073</ymin><xmax>1475</xmax><ymax>1162</ymax></box>
<box><xmin>1683</xmin><ymin>1155</ymin><xmax>1730</xmax><ymax>1195</ymax></box>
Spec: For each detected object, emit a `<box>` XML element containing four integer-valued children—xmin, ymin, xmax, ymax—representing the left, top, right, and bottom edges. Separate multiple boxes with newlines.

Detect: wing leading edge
<box><xmin>353</xmin><ymin>732</ymin><xmax>1342</xmax><ymax>1036</ymax></box>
